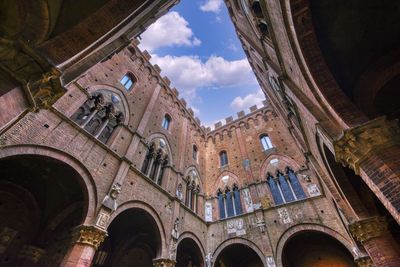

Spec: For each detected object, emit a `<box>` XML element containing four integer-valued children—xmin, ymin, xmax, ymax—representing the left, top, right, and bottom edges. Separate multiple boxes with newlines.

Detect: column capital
<box><xmin>153</xmin><ymin>258</ymin><xmax>176</xmax><ymax>267</ymax></box>
<box><xmin>349</xmin><ymin>217</ymin><xmax>388</xmax><ymax>244</ymax></box>
<box><xmin>355</xmin><ymin>256</ymin><xmax>374</xmax><ymax>267</ymax></box>
<box><xmin>75</xmin><ymin>225</ymin><xmax>107</xmax><ymax>250</ymax></box>
<box><xmin>334</xmin><ymin>117</ymin><xmax>400</xmax><ymax>174</ymax></box>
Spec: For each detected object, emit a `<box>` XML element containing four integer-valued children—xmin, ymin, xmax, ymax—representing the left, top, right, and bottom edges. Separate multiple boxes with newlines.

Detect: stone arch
<box><xmin>147</xmin><ymin>132</ymin><xmax>174</xmax><ymax>166</ymax></box>
<box><xmin>275</xmin><ymin>223</ymin><xmax>356</xmax><ymax>267</ymax></box>
<box><xmin>87</xmin><ymin>84</ymin><xmax>130</xmax><ymax>125</ymax></box>
<box><xmin>0</xmin><ymin>144</ymin><xmax>97</xmax><ymax>224</ymax></box>
<box><xmin>184</xmin><ymin>166</ymin><xmax>203</xmax><ymax>189</ymax></box>
<box><xmin>211</xmin><ymin>171</ymin><xmax>242</xmax><ymax>195</ymax></box>
<box><xmin>109</xmin><ymin>200</ymin><xmax>167</xmax><ymax>257</ymax></box>
<box><xmin>212</xmin><ymin>237</ymin><xmax>266</xmax><ymax>267</ymax></box>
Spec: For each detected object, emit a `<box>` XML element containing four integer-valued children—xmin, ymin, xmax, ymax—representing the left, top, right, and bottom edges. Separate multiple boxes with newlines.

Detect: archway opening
<box><xmin>93</xmin><ymin>208</ymin><xmax>161</xmax><ymax>267</ymax></box>
<box><xmin>176</xmin><ymin>238</ymin><xmax>203</xmax><ymax>267</ymax></box>
<box><xmin>323</xmin><ymin>145</ymin><xmax>400</xmax><ymax>246</ymax></box>
<box><xmin>0</xmin><ymin>155</ymin><xmax>86</xmax><ymax>266</ymax></box>
<box><xmin>214</xmin><ymin>243</ymin><xmax>263</xmax><ymax>267</ymax></box>
<box><xmin>282</xmin><ymin>231</ymin><xmax>355</xmax><ymax>267</ymax></box>
<box><xmin>373</xmin><ymin>74</ymin><xmax>400</xmax><ymax>122</ymax></box>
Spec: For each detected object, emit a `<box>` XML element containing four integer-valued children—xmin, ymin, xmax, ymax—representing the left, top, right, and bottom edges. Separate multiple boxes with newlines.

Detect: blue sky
<box><xmin>139</xmin><ymin>0</ymin><xmax>264</xmax><ymax>127</ymax></box>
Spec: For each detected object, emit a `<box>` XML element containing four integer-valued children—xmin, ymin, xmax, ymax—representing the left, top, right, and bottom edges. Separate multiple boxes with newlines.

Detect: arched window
<box><xmin>193</xmin><ymin>145</ymin><xmax>198</xmax><ymax>161</ymax></box>
<box><xmin>141</xmin><ymin>138</ymin><xmax>169</xmax><ymax>186</ymax></box>
<box><xmin>71</xmin><ymin>91</ymin><xmax>124</xmax><ymax>144</ymax></box>
<box><xmin>217</xmin><ymin>184</ymin><xmax>243</xmax><ymax>219</ymax></box>
<box><xmin>120</xmin><ymin>73</ymin><xmax>136</xmax><ymax>90</ymax></box>
<box><xmin>185</xmin><ymin>170</ymin><xmax>201</xmax><ymax>213</ymax></box>
<box><xmin>219</xmin><ymin>151</ymin><xmax>228</xmax><ymax>167</ymax></box>
<box><xmin>162</xmin><ymin>114</ymin><xmax>171</xmax><ymax>130</ymax></box>
<box><xmin>260</xmin><ymin>134</ymin><xmax>273</xmax><ymax>150</ymax></box>
<box><xmin>267</xmin><ymin>168</ymin><xmax>306</xmax><ymax>205</ymax></box>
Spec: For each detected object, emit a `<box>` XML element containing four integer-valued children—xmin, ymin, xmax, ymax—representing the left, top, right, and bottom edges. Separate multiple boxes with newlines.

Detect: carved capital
<box><xmin>18</xmin><ymin>245</ymin><xmax>45</xmax><ymax>263</ymax></box>
<box><xmin>355</xmin><ymin>256</ymin><xmax>374</xmax><ymax>267</ymax></box>
<box><xmin>153</xmin><ymin>258</ymin><xmax>176</xmax><ymax>267</ymax></box>
<box><xmin>75</xmin><ymin>225</ymin><xmax>107</xmax><ymax>250</ymax></box>
<box><xmin>349</xmin><ymin>217</ymin><xmax>388</xmax><ymax>244</ymax></box>
<box><xmin>334</xmin><ymin>117</ymin><xmax>400</xmax><ymax>174</ymax></box>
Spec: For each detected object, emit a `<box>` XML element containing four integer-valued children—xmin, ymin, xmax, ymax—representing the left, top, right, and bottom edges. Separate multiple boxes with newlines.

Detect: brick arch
<box><xmin>109</xmin><ymin>200</ymin><xmax>167</xmax><ymax>258</ymax></box>
<box><xmin>87</xmin><ymin>84</ymin><xmax>130</xmax><ymax>125</ymax></box>
<box><xmin>260</xmin><ymin>153</ymin><xmax>302</xmax><ymax>179</ymax></box>
<box><xmin>275</xmin><ymin>223</ymin><xmax>356</xmax><ymax>267</ymax></box>
<box><xmin>147</xmin><ymin>132</ymin><xmax>175</xmax><ymax>166</ymax></box>
<box><xmin>0</xmin><ymin>144</ymin><xmax>97</xmax><ymax>225</ymax></box>
<box><xmin>281</xmin><ymin>0</ymin><xmax>369</xmax><ymax>129</ymax></box>
<box><xmin>177</xmin><ymin>231</ymin><xmax>206</xmax><ymax>261</ymax></box>
<box><xmin>211</xmin><ymin>237</ymin><xmax>266</xmax><ymax>267</ymax></box>
<box><xmin>211</xmin><ymin>171</ymin><xmax>242</xmax><ymax>195</ymax></box>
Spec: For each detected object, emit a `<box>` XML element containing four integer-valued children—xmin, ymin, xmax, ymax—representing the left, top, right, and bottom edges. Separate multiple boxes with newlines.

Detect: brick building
<box><xmin>0</xmin><ymin>1</ymin><xmax>399</xmax><ymax>267</ymax></box>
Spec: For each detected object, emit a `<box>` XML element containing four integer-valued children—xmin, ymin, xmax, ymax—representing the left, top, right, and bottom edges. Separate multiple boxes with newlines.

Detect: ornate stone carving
<box><xmin>175</xmin><ymin>183</ymin><xmax>183</xmax><ymax>201</ymax></box>
<box><xmin>102</xmin><ymin>183</ymin><xmax>122</xmax><ymax>211</ymax></box>
<box><xmin>18</xmin><ymin>245</ymin><xmax>45</xmax><ymax>263</ymax></box>
<box><xmin>205</xmin><ymin>253</ymin><xmax>213</xmax><ymax>267</ymax></box>
<box><xmin>153</xmin><ymin>258</ymin><xmax>176</xmax><ymax>267</ymax></box>
<box><xmin>355</xmin><ymin>256</ymin><xmax>374</xmax><ymax>267</ymax></box>
<box><xmin>334</xmin><ymin>117</ymin><xmax>400</xmax><ymax>174</ymax></box>
<box><xmin>75</xmin><ymin>225</ymin><xmax>107</xmax><ymax>250</ymax></box>
<box><xmin>260</xmin><ymin>196</ymin><xmax>271</xmax><ymax>209</ymax></box>
<box><xmin>278</xmin><ymin>208</ymin><xmax>292</xmax><ymax>224</ymax></box>
<box><xmin>349</xmin><ymin>217</ymin><xmax>388</xmax><ymax>244</ymax></box>
<box><xmin>0</xmin><ymin>39</ymin><xmax>64</xmax><ymax>110</ymax></box>
<box><xmin>95</xmin><ymin>211</ymin><xmax>111</xmax><ymax>230</ymax></box>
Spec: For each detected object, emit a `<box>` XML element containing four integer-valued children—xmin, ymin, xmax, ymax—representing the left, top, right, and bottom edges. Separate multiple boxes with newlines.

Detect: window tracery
<box><xmin>267</xmin><ymin>168</ymin><xmax>306</xmax><ymax>205</ymax></box>
<box><xmin>71</xmin><ymin>90</ymin><xmax>124</xmax><ymax>143</ymax></box>
<box><xmin>185</xmin><ymin>169</ymin><xmax>201</xmax><ymax>213</ymax></box>
<box><xmin>141</xmin><ymin>138</ymin><xmax>169</xmax><ymax>186</ymax></box>
<box><xmin>217</xmin><ymin>184</ymin><xmax>243</xmax><ymax>219</ymax></box>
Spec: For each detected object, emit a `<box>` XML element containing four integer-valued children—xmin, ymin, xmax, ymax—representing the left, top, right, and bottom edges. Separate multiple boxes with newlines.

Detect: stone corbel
<box><xmin>0</xmin><ymin>38</ymin><xmax>64</xmax><ymax>110</ymax></box>
<box><xmin>349</xmin><ymin>216</ymin><xmax>388</xmax><ymax>244</ymax></box>
<box><xmin>334</xmin><ymin>117</ymin><xmax>400</xmax><ymax>174</ymax></box>
<box><xmin>355</xmin><ymin>256</ymin><xmax>374</xmax><ymax>267</ymax></box>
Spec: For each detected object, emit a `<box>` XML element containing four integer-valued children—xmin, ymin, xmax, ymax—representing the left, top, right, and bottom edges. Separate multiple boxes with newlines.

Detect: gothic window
<box><xmin>162</xmin><ymin>114</ymin><xmax>171</xmax><ymax>130</ymax></box>
<box><xmin>185</xmin><ymin>170</ymin><xmax>201</xmax><ymax>213</ymax></box>
<box><xmin>219</xmin><ymin>151</ymin><xmax>228</xmax><ymax>167</ymax></box>
<box><xmin>267</xmin><ymin>168</ymin><xmax>306</xmax><ymax>205</ymax></box>
<box><xmin>141</xmin><ymin>138</ymin><xmax>169</xmax><ymax>186</ymax></box>
<box><xmin>260</xmin><ymin>134</ymin><xmax>273</xmax><ymax>150</ymax></box>
<box><xmin>217</xmin><ymin>185</ymin><xmax>243</xmax><ymax>219</ymax></box>
<box><xmin>71</xmin><ymin>91</ymin><xmax>124</xmax><ymax>144</ymax></box>
<box><xmin>120</xmin><ymin>73</ymin><xmax>136</xmax><ymax>90</ymax></box>
<box><xmin>193</xmin><ymin>145</ymin><xmax>198</xmax><ymax>161</ymax></box>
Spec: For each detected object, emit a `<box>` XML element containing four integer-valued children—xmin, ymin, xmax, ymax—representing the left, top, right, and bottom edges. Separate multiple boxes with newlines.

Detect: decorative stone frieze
<box><xmin>349</xmin><ymin>217</ymin><xmax>388</xmax><ymax>244</ymax></box>
<box><xmin>75</xmin><ymin>225</ymin><xmax>107</xmax><ymax>250</ymax></box>
<box><xmin>334</xmin><ymin>117</ymin><xmax>400</xmax><ymax>174</ymax></box>
<box><xmin>153</xmin><ymin>258</ymin><xmax>176</xmax><ymax>267</ymax></box>
<box><xmin>355</xmin><ymin>256</ymin><xmax>374</xmax><ymax>267</ymax></box>
<box><xmin>18</xmin><ymin>245</ymin><xmax>45</xmax><ymax>263</ymax></box>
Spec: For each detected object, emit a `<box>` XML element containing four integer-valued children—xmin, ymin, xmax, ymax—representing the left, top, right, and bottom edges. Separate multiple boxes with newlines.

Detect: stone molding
<box><xmin>153</xmin><ymin>258</ymin><xmax>176</xmax><ymax>267</ymax></box>
<box><xmin>75</xmin><ymin>225</ymin><xmax>108</xmax><ymax>250</ymax></box>
<box><xmin>355</xmin><ymin>256</ymin><xmax>374</xmax><ymax>267</ymax></box>
<box><xmin>334</xmin><ymin>117</ymin><xmax>400</xmax><ymax>174</ymax></box>
<box><xmin>349</xmin><ymin>217</ymin><xmax>388</xmax><ymax>244</ymax></box>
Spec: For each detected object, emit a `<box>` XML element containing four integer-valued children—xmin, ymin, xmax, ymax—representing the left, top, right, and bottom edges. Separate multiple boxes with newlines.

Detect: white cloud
<box><xmin>139</xmin><ymin>11</ymin><xmax>201</xmax><ymax>52</ymax></box>
<box><xmin>200</xmin><ymin>0</ymin><xmax>224</xmax><ymax>13</ymax></box>
<box><xmin>230</xmin><ymin>89</ymin><xmax>265</xmax><ymax>111</ymax></box>
<box><xmin>150</xmin><ymin>54</ymin><xmax>257</xmax><ymax>100</ymax></box>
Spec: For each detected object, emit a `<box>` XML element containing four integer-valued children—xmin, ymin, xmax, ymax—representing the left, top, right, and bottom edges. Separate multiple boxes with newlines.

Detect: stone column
<box><xmin>350</xmin><ymin>217</ymin><xmax>400</xmax><ymax>267</ymax></box>
<box><xmin>153</xmin><ymin>258</ymin><xmax>176</xmax><ymax>267</ymax></box>
<box><xmin>61</xmin><ymin>225</ymin><xmax>107</xmax><ymax>267</ymax></box>
<box><xmin>334</xmin><ymin>117</ymin><xmax>400</xmax><ymax>224</ymax></box>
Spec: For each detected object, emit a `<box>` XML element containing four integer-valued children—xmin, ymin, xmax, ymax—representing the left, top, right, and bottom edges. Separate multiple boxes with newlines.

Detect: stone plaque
<box><xmin>226</xmin><ymin>218</ymin><xmax>246</xmax><ymax>236</ymax></box>
<box><xmin>242</xmin><ymin>188</ymin><xmax>254</xmax><ymax>213</ymax></box>
<box><xmin>307</xmin><ymin>184</ymin><xmax>321</xmax><ymax>197</ymax></box>
<box><xmin>278</xmin><ymin>208</ymin><xmax>292</xmax><ymax>224</ymax></box>
<box><xmin>96</xmin><ymin>212</ymin><xmax>111</xmax><ymax>230</ymax></box>
<box><xmin>205</xmin><ymin>202</ymin><xmax>213</xmax><ymax>222</ymax></box>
